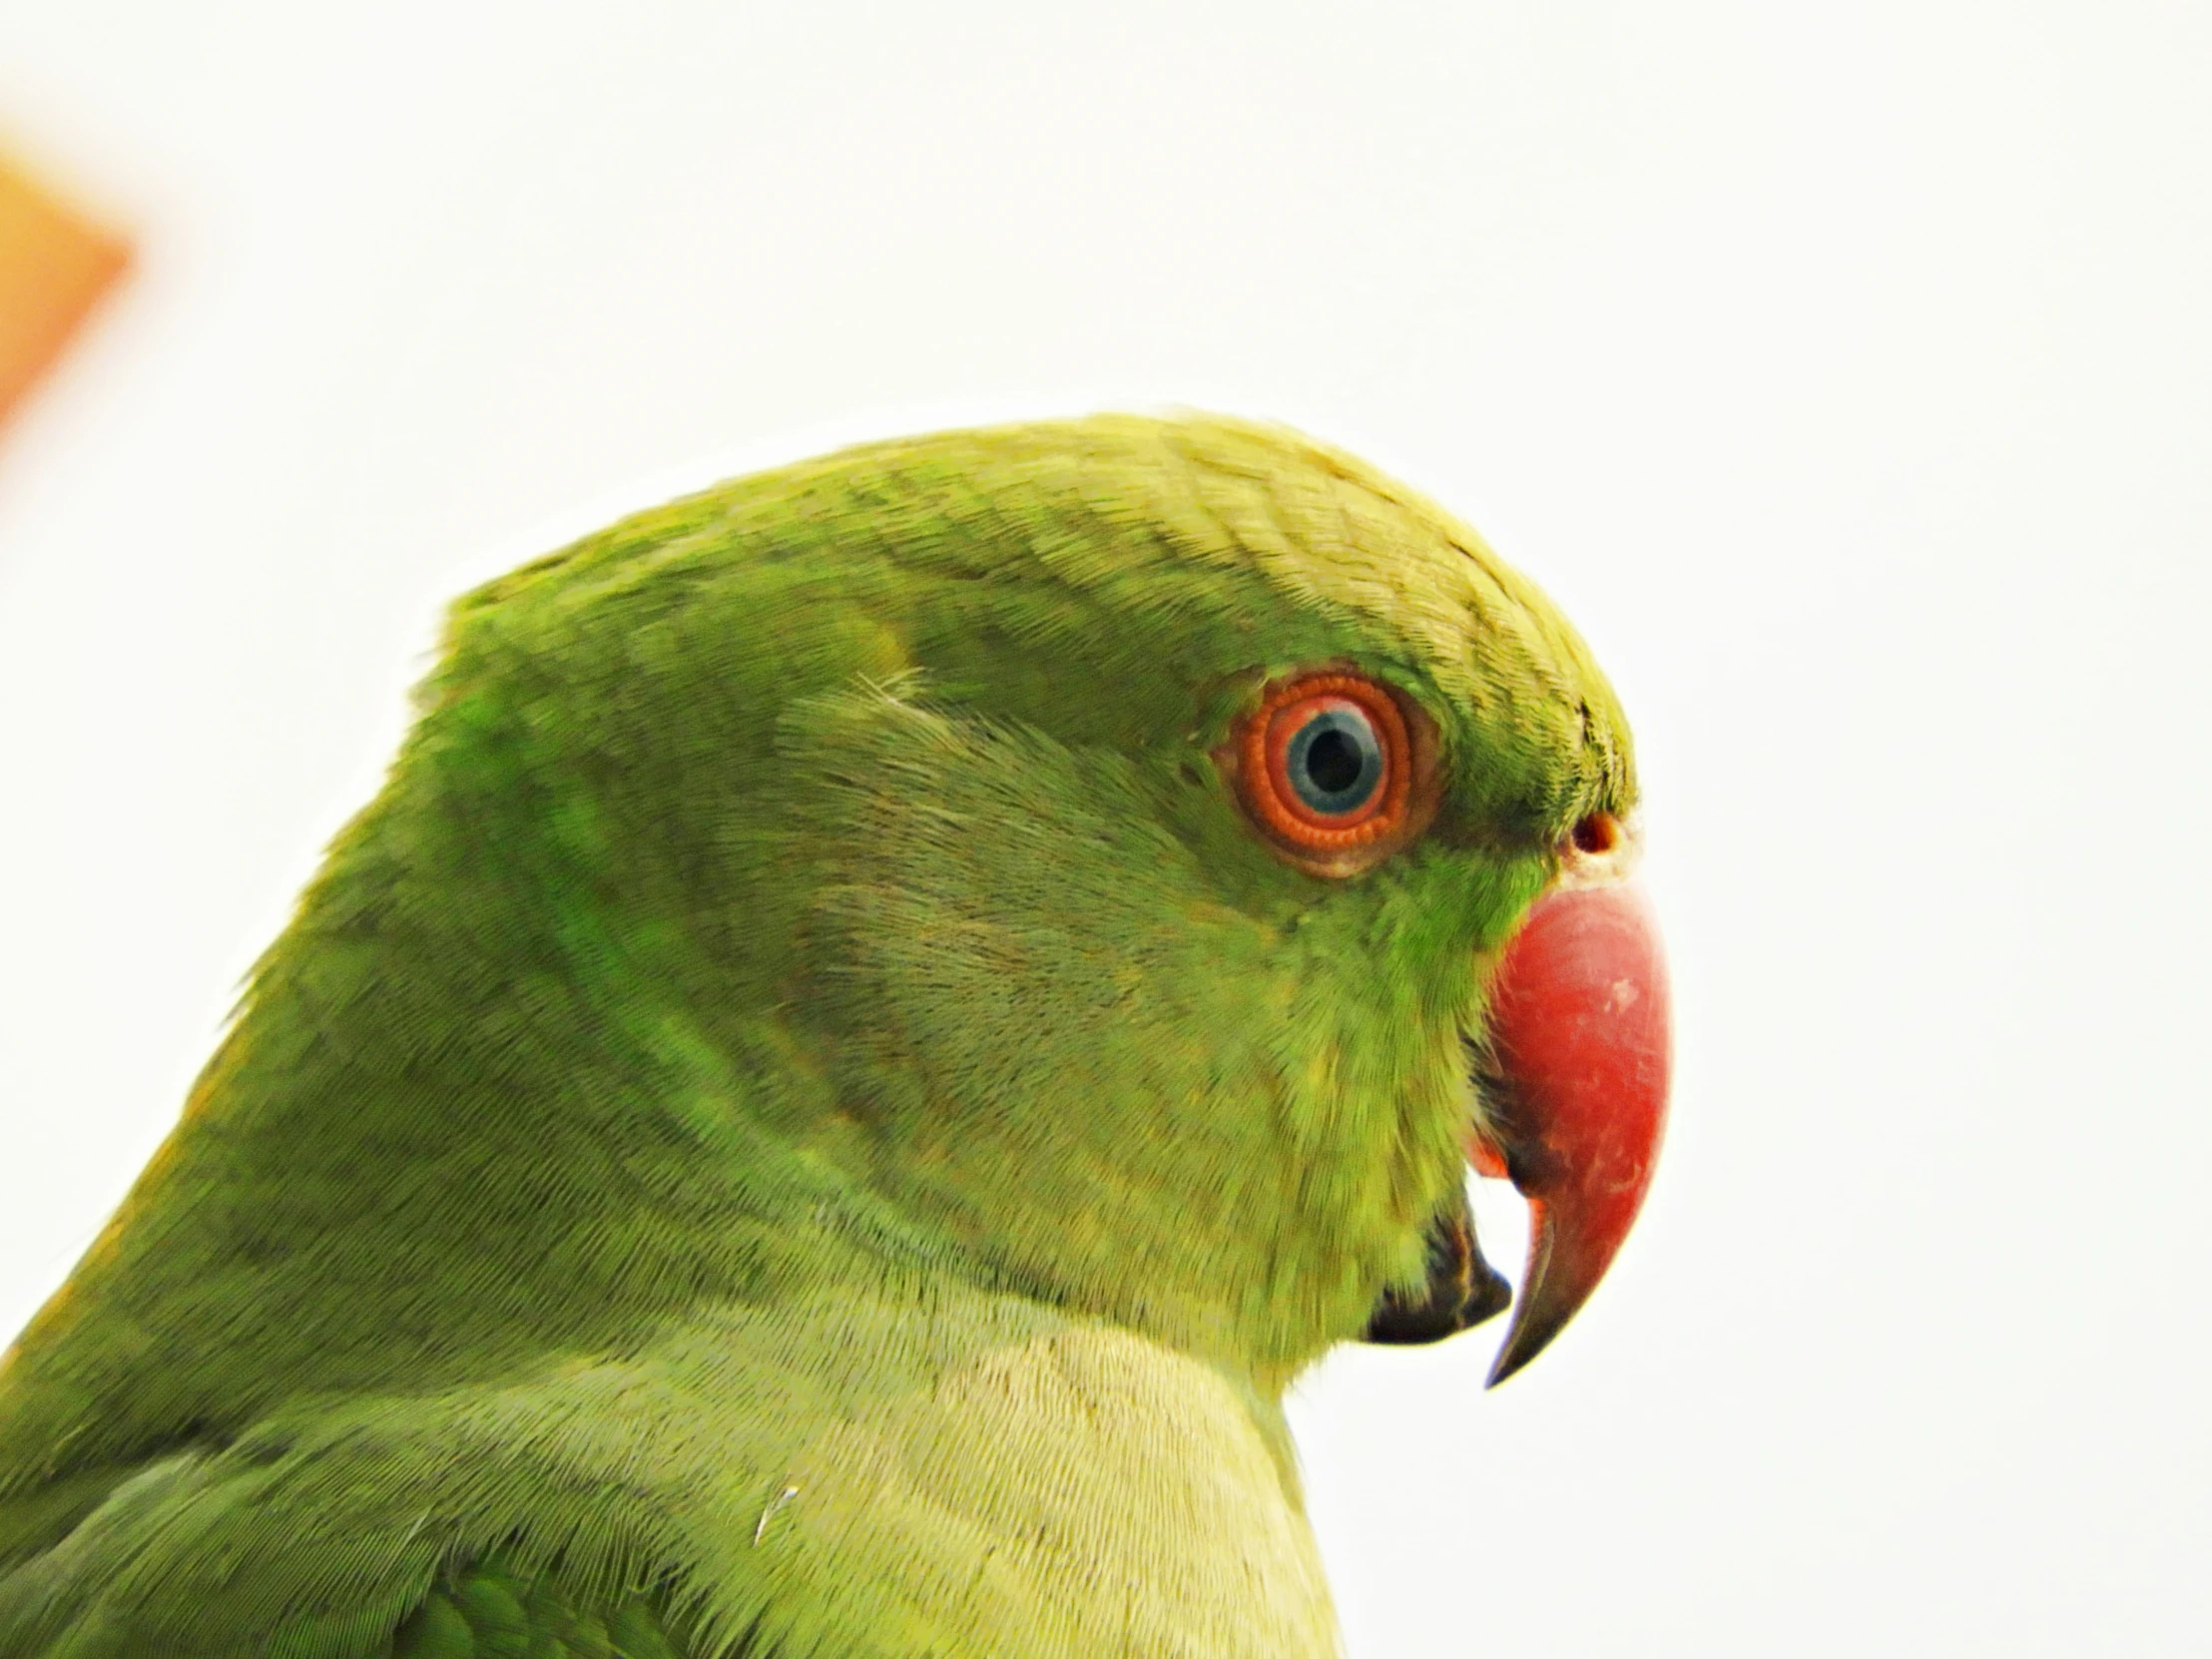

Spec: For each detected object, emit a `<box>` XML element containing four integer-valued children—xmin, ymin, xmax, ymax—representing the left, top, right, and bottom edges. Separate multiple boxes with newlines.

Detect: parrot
<box><xmin>0</xmin><ymin>413</ymin><xmax>1669</xmax><ymax>1658</ymax></box>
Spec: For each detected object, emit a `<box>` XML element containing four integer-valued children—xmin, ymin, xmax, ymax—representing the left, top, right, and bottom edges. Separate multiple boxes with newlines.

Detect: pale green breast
<box><xmin>747</xmin><ymin>1322</ymin><xmax>1341</xmax><ymax>1657</ymax></box>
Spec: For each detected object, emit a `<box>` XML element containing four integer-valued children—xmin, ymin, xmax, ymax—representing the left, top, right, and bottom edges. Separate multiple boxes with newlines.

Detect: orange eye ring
<box><xmin>1226</xmin><ymin>670</ymin><xmax>1437</xmax><ymax>874</ymax></box>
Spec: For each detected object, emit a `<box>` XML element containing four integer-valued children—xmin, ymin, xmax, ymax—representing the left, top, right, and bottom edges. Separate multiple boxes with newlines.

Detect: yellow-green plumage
<box><xmin>0</xmin><ymin>415</ymin><xmax>1633</xmax><ymax>1656</ymax></box>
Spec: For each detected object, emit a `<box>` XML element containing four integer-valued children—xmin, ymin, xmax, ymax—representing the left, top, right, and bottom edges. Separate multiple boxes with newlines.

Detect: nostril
<box><xmin>1570</xmin><ymin>813</ymin><xmax>1620</xmax><ymax>856</ymax></box>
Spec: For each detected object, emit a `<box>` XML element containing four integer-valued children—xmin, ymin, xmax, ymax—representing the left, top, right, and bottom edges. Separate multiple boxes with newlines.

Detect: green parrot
<box><xmin>0</xmin><ymin>414</ymin><xmax>1669</xmax><ymax>1658</ymax></box>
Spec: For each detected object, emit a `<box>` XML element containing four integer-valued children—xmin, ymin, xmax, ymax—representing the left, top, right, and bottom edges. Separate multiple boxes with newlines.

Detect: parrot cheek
<box><xmin>1472</xmin><ymin>850</ymin><xmax>1672</xmax><ymax>1386</ymax></box>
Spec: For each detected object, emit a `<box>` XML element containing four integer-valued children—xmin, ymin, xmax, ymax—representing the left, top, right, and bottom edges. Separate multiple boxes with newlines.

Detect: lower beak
<box><xmin>1362</xmin><ymin>863</ymin><xmax>1672</xmax><ymax>1385</ymax></box>
<box><xmin>1363</xmin><ymin>1184</ymin><xmax>1513</xmax><ymax>1346</ymax></box>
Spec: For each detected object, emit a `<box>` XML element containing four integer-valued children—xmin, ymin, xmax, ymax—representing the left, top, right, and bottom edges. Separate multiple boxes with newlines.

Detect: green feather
<box><xmin>390</xmin><ymin>1593</ymin><xmax>472</xmax><ymax>1659</ymax></box>
<box><xmin>0</xmin><ymin>414</ymin><xmax>1633</xmax><ymax>1657</ymax></box>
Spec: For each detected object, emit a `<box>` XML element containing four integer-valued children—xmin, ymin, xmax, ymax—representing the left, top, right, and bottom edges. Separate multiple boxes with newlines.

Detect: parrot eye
<box><xmin>1226</xmin><ymin>669</ymin><xmax>1433</xmax><ymax>874</ymax></box>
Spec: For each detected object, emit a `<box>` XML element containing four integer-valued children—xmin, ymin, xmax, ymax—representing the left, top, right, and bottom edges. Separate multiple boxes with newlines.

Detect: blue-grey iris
<box><xmin>1286</xmin><ymin>705</ymin><xmax>1384</xmax><ymax>816</ymax></box>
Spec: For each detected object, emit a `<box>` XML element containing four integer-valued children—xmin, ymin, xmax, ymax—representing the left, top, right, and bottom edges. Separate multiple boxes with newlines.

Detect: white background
<box><xmin>2</xmin><ymin>3</ymin><xmax>2208</xmax><ymax>1653</ymax></box>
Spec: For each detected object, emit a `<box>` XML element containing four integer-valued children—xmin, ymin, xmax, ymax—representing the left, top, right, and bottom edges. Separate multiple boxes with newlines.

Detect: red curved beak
<box><xmin>1471</xmin><ymin>868</ymin><xmax>1672</xmax><ymax>1386</ymax></box>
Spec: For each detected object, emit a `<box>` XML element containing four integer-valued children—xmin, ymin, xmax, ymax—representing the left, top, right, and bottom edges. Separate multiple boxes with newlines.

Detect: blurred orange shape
<box><xmin>0</xmin><ymin>153</ymin><xmax>130</xmax><ymax>429</ymax></box>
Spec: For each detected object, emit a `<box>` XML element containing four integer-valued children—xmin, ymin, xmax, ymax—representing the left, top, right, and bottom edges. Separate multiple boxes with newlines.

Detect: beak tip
<box><xmin>1482</xmin><ymin>1327</ymin><xmax>1559</xmax><ymax>1388</ymax></box>
<box><xmin>1480</xmin><ymin>1305</ymin><xmax>1561</xmax><ymax>1389</ymax></box>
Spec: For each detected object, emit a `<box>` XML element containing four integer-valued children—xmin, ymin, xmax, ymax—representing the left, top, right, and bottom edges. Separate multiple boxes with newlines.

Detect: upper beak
<box><xmin>1362</xmin><ymin>814</ymin><xmax>1672</xmax><ymax>1385</ymax></box>
<box><xmin>1473</xmin><ymin>817</ymin><xmax>1671</xmax><ymax>1384</ymax></box>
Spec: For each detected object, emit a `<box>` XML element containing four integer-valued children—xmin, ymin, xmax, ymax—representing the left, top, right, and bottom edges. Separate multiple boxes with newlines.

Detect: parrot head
<box><xmin>431</xmin><ymin>410</ymin><xmax>1667</xmax><ymax>1390</ymax></box>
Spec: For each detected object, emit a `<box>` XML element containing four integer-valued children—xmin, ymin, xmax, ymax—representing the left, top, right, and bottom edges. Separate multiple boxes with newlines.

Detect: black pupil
<box><xmin>1286</xmin><ymin>705</ymin><xmax>1383</xmax><ymax>816</ymax></box>
<box><xmin>1305</xmin><ymin>728</ymin><xmax>1365</xmax><ymax>795</ymax></box>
